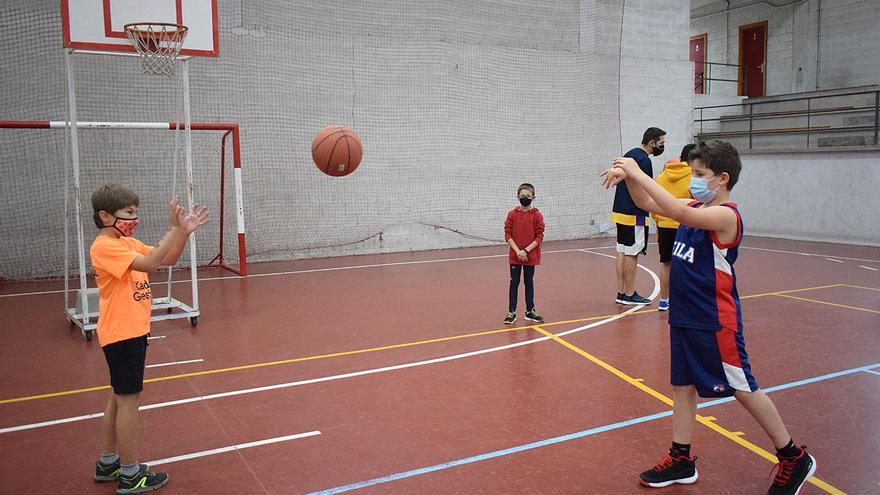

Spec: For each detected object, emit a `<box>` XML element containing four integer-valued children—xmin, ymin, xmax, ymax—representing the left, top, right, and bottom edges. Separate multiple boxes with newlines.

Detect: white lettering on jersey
<box><xmin>672</xmin><ymin>241</ymin><xmax>695</xmax><ymax>264</ymax></box>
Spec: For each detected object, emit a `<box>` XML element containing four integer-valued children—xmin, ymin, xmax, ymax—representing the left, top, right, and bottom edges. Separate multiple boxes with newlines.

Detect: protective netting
<box><xmin>0</xmin><ymin>0</ymin><xmax>624</xmax><ymax>280</ymax></box>
<box><xmin>0</xmin><ymin>125</ymin><xmax>238</xmax><ymax>281</ymax></box>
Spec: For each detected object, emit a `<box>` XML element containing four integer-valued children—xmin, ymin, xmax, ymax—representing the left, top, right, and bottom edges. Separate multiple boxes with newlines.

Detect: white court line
<box><xmin>0</xmin><ymin>254</ymin><xmax>659</xmax><ymax>435</ymax></box>
<box><xmin>145</xmin><ymin>359</ymin><xmax>203</xmax><ymax>369</ymax></box>
<box><xmin>246</xmin><ymin>246</ymin><xmax>620</xmax><ymax>280</ymax></box>
<box><xmin>147</xmin><ymin>430</ymin><xmax>321</xmax><ymax>467</ymax></box>
<box><xmin>0</xmin><ymin>246</ymin><xmax>619</xmax><ymax>299</ymax></box>
<box><xmin>824</xmin><ymin>258</ymin><xmax>844</xmax><ymax>263</ymax></box>
<box><xmin>859</xmin><ymin>265</ymin><xmax>878</xmax><ymax>271</ymax></box>
<box><xmin>864</xmin><ymin>369</ymin><xmax>880</xmax><ymax>377</ymax></box>
<box><xmin>741</xmin><ymin>245</ymin><xmax>880</xmax><ymax>263</ymax></box>
<box><xmin>147</xmin><ymin>335</ymin><xmax>166</xmax><ymax>341</ymax></box>
<box><xmin>4</xmin><ymin>243</ymin><xmax>878</xmax><ymax>300</ymax></box>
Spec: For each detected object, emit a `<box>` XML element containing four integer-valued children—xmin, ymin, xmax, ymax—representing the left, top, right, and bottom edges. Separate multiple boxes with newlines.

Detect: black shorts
<box><xmin>615</xmin><ymin>223</ymin><xmax>648</xmax><ymax>256</ymax></box>
<box><xmin>102</xmin><ymin>335</ymin><xmax>149</xmax><ymax>395</ymax></box>
<box><xmin>658</xmin><ymin>227</ymin><xmax>678</xmax><ymax>263</ymax></box>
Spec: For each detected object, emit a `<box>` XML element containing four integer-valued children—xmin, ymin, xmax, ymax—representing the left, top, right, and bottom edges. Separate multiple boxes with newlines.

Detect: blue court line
<box><xmin>309</xmin><ymin>362</ymin><xmax>880</xmax><ymax>495</ymax></box>
<box><xmin>309</xmin><ymin>411</ymin><xmax>673</xmax><ymax>495</ymax></box>
<box><xmin>698</xmin><ymin>362</ymin><xmax>880</xmax><ymax>409</ymax></box>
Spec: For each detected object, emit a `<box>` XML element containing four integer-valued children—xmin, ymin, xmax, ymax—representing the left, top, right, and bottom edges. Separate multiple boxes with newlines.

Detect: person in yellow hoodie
<box><xmin>653</xmin><ymin>143</ymin><xmax>696</xmax><ymax>311</ymax></box>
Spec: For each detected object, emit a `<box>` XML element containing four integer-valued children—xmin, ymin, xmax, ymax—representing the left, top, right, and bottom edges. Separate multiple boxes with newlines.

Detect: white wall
<box><xmin>691</xmin><ymin>0</ymin><xmax>880</xmax><ymax>97</ymax></box>
<box><xmin>619</xmin><ymin>0</ymin><xmax>694</xmax><ymax>176</ymax></box>
<box><xmin>814</xmin><ymin>0</ymin><xmax>880</xmax><ymax>90</ymax></box>
<box><xmin>690</xmin><ymin>0</ymin><xmax>797</xmax><ymax>96</ymax></box>
<box><xmin>734</xmin><ymin>149</ymin><xmax>880</xmax><ymax>246</ymax></box>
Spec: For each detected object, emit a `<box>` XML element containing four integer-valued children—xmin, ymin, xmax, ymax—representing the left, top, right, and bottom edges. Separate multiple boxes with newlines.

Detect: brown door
<box><xmin>739</xmin><ymin>22</ymin><xmax>767</xmax><ymax>97</ymax></box>
<box><xmin>690</xmin><ymin>34</ymin><xmax>707</xmax><ymax>95</ymax></box>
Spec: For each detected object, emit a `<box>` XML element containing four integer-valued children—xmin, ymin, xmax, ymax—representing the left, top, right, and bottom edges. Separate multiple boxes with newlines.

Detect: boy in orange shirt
<box><xmin>90</xmin><ymin>184</ymin><xmax>208</xmax><ymax>494</ymax></box>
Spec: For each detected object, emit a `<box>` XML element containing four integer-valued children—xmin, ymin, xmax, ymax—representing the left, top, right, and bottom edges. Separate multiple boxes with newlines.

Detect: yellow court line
<box><xmin>739</xmin><ymin>283</ymin><xmax>845</xmax><ymax>300</ymax></box>
<box><xmin>773</xmin><ymin>293</ymin><xmax>880</xmax><ymax>314</ymax></box>
<box><xmin>530</xmin><ymin>325</ymin><xmax>846</xmax><ymax>495</ymax></box>
<box><xmin>840</xmin><ymin>284</ymin><xmax>880</xmax><ymax>292</ymax></box>
<box><xmin>0</xmin><ymin>325</ymin><xmax>527</xmax><ymax>405</ymax></box>
<box><xmin>0</xmin><ymin>282</ymin><xmax>851</xmax><ymax>406</ymax></box>
<box><xmin>0</xmin><ymin>313</ymin><xmax>637</xmax><ymax>405</ymax></box>
<box><xmin>530</xmin><ymin>326</ymin><xmax>673</xmax><ymax>405</ymax></box>
<box><xmin>544</xmin><ymin>283</ymin><xmax>847</xmax><ymax>322</ymax></box>
<box><xmin>533</xmin><ymin>312</ymin><xmax>637</xmax><ymax>328</ymax></box>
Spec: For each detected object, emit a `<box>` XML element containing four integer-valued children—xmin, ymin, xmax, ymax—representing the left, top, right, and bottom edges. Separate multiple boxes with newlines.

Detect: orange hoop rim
<box><xmin>124</xmin><ymin>22</ymin><xmax>189</xmax><ymax>40</ymax></box>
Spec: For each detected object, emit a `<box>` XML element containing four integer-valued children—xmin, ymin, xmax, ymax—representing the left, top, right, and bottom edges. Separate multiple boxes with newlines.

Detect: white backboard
<box><xmin>62</xmin><ymin>0</ymin><xmax>218</xmax><ymax>56</ymax></box>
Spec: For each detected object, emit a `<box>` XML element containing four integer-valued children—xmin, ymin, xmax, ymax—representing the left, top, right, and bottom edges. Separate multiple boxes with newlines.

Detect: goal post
<box><xmin>0</xmin><ymin>119</ymin><xmax>247</xmax><ymax>276</ymax></box>
<box><xmin>0</xmin><ymin>118</ymin><xmax>247</xmax><ymax>339</ymax></box>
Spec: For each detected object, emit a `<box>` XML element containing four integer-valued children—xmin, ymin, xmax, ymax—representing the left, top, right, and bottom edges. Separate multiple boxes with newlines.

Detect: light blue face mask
<box><xmin>689</xmin><ymin>175</ymin><xmax>720</xmax><ymax>202</ymax></box>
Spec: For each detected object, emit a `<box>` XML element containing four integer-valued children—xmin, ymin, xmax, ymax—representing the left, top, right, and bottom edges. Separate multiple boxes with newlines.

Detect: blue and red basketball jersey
<box><xmin>668</xmin><ymin>202</ymin><xmax>743</xmax><ymax>331</ymax></box>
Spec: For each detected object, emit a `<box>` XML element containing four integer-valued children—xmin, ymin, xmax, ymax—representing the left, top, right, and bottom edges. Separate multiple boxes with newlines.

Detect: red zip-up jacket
<box><xmin>504</xmin><ymin>207</ymin><xmax>545</xmax><ymax>266</ymax></box>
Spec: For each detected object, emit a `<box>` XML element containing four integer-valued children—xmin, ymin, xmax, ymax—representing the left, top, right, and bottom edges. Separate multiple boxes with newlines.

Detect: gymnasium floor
<box><xmin>0</xmin><ymin>236</ymin><xmax>877</xmax><ymax>494</ymax></box>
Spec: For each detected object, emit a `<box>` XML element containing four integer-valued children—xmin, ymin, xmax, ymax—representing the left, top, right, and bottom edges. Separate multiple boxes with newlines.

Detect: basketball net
<box><xmin>124</xmin><ymin>23</ymin><xmax>188</xmax><ymax>77</ymax></box>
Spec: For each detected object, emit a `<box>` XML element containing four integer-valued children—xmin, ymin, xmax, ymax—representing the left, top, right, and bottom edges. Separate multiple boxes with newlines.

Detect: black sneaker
<box><xmin>615</xmin><ymin>292</ymin><xmax>629</xmax><ymax>304</ymax></box>
<box><xmin>524</xmin><ymin>309</ymin><xmax>544</xmax><ymax>323</ymax></box>
<box><xmin>767</xmin><ymin>447</ymin><xmax>816</xmax><ymax>495</ymax></box>
<box><xmin>639</xmin><ymin>452</ymin><xmax>698</xmax><ymax>487</ymax></box>
<box><xmin>95</xmin><ymin>460</ymin><xmax>121</xmax><ymax>482</ymax></box>
<box><xmin>96</xmin><ymin>462</ymin><xmax>148</xmax><ymax>482</ymax></box>
<box><xmin>626</xmin><ymin>291</ymin><xmax>652</xmax><ymax>305</ymax></box>
<box><xmin>116</xmin><ymin>465</ymin><xmax>168</xmax><ymax>494</ymax></box>
<box><xmin>503</xmin><ymin>312</ymin><xmax>516</xmax><ymax>324</ymax></box>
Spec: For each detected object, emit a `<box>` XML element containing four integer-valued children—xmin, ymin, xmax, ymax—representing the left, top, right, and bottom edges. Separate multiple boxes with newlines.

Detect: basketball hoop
<box><xmin>124</xmin><ymin>23</ymin><xmax>188</xmax><ymax>77</ymax></box>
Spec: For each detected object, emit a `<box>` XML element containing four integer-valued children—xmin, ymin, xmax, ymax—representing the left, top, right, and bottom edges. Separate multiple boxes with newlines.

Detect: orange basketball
<box><xmin>311</xmin><ymin>125</ymin><xmax>363</xmax><ymax>177</ymax></box>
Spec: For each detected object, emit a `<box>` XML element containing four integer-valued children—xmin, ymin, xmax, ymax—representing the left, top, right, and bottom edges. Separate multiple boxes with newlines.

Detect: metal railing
<box><xmin>694</xmin><ymin>87</ymin><xmax>880</xmax><ymax>150</ymax></box>
<box><xmin>694</xmin><ymin>61</ymin><xmax>739</xmax><ymax>95</ymax></box>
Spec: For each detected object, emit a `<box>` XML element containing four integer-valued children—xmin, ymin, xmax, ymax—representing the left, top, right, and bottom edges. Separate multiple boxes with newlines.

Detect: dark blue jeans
<box><xmin>508</xmin><ymin>264</ymin><xmax>535</xmax><ymax>313</ymax></box>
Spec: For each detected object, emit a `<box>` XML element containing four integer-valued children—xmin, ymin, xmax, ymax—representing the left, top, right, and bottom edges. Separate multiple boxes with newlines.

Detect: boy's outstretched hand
<box><xmin>601</xmin><ymin>156</ymin><xmax>645</xmax><ymax>189</ymax></box>
<box><xmin>179</xmin><ymin>205</ymin><xmax>210</xmax><ymax>234</ymax></box>
<box><xmin>169</xmin><ymin>195</ymin><xmax>209</xmax><ymax>234</ymax></box>
<box><xmin>600</xmin><ymin>167</ymin><xmax>626</xmax><ymax>189</ymax></box>
<box><xmin>169</xmin><ymin>196</ymin><xmax>184</xmax><ymax>228</ymax></box>
<box><xmin>612</xmin><ymin>156</ymin><xmax>641</xmax><ymax>176</ymax></box>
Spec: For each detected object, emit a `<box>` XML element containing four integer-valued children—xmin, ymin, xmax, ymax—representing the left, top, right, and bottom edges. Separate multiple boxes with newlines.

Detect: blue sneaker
<box><xmin>658</xmin><ymin>299</ymin><xmax>669</xmax><ymax>311</ymax></box>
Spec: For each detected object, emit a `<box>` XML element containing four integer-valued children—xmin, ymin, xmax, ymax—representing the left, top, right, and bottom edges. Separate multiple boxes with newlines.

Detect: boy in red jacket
<box><xmin>504</xmin><ymin>183</ymin><xmax>545</xmax><ymax>324</ymax></box>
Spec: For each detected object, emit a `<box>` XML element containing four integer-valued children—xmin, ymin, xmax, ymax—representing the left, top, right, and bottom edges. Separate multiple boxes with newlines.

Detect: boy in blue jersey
<box><xmin>601</xmin><ymin>141</ymin><xmax>816</xmax><ymax>495</ymax></box>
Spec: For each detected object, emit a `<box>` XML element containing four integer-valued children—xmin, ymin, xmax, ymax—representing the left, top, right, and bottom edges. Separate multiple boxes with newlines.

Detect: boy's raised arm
<box><xmin>611</xmin><ymin>158</ymin><xmax>736</xmax><ymax>234</ymax></box>
<box><xmin>601</xmin><ymin>160</ymin><xmax>670</xmax><ymax>217</ymax></box>
<box><xmin>130</xmin><ymin>228</ymin><xmax>185</xmax><ymax>273</ymax></box>
<box><xmin>131</xmin><ymin>198</ymin><xmax>209</xmax><ymax>273</ymax></box>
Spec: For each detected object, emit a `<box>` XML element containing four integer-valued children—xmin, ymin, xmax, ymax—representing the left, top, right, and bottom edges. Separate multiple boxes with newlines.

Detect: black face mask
<box><xmin>651</xmin><ymin>144</ymin><xmax>665</xmax><ymax>156</ymax></box>
<box><xmin>519</xmin><ymin>197</ymin><xmax>533</xmax><ymax>207</ymax></box>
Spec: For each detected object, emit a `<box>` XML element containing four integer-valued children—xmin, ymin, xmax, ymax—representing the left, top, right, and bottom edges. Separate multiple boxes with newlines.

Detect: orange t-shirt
<box><xmin>90</xmin><ymin>235</ymin><xmax>155</xmax><ymax>347</ymax></box>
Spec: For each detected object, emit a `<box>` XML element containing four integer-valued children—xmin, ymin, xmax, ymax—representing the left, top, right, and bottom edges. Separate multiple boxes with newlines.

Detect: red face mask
<box><xmin>112</xmin><ymin>216</ymin><xmax>139</xmax><ymax>237</ymax></box>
